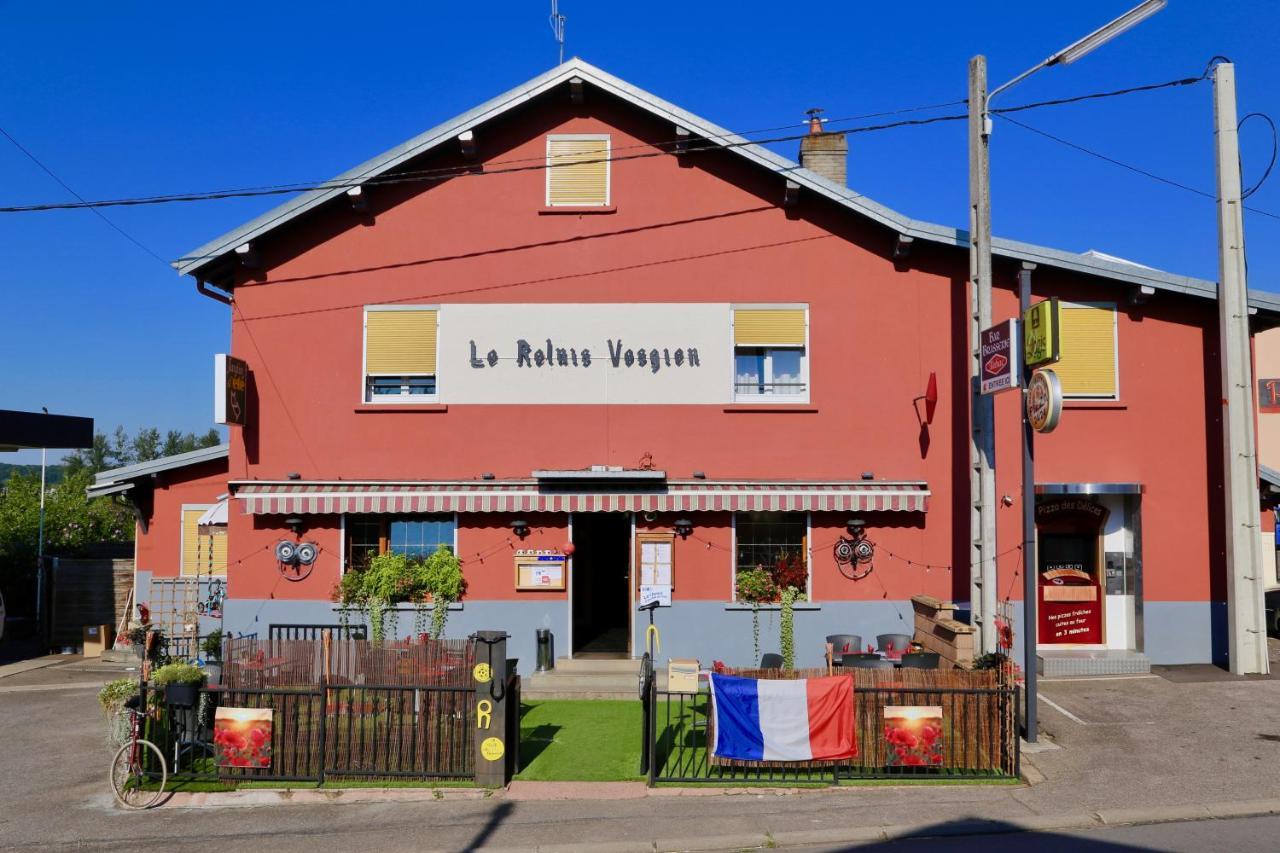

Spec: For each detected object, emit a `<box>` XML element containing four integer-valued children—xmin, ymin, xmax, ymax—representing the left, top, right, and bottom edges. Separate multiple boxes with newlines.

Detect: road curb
<box><xmin>0</xmin><ymin>656</ymin><xmax>67</xmax><ymax>679</ymax></box>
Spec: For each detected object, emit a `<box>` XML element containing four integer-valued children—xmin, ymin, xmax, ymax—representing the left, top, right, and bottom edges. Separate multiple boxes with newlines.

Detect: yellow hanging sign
<box><xmin>476</xmin><ymin>699</ymin><xmax>492</xmax><ymax>730</ymax></box>
<box><xmin>1023</xmin><ymin>298</ymin><xmax>1061</xmax><ymax>368</ymax></box>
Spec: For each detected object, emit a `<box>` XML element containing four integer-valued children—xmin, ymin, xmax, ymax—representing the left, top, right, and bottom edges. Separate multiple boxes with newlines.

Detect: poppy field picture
<box><xmin>883</xmin><ymin>705</ymin><xmax>943</xmax><ymax>768</ymax></box>
<box><xmin>214</xmin><ymin>707</ymin><xmax>273</xmax><ymax>770</ymax></box>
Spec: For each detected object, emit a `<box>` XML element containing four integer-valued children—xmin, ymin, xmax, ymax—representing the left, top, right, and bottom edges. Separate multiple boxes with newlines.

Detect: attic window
<box><xmin>546</xmin><ymin>134</ymin><xmax>610</xmax><ymax>207</ymax></box>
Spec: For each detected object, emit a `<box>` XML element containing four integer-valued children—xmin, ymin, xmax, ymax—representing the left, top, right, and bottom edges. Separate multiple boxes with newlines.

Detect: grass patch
<box><xmin>515</xmin><ymin>700</ymin><xmax>643</xmax><ymax>782</ymax></box>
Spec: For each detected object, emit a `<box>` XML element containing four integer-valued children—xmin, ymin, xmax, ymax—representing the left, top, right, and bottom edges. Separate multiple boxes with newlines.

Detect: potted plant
<box><xmin>151</xmin><ymin>661</ymin><xmax>207</xmax><ymax>708</ymax></box>
<box><xmin>98</xmin><ymin>677</ymin><xmax>141</xmax><ymax>749</ymax></box>
<box><xmin>124</xmin><ymin>624</ymin><xmax>167</xmax><ymax>662</ymax></box>
<box><xmin>735</xmin><ymin>566</ymin><xmax>777</xmax><ymax>664</ymax></box>
<box><xmin>332</xmin><ymin>549</ymin><xmax>465</xmax><ymax>643</ymax></box>
<box><xmin>201</xmin><ymin>630</ymin><xmax>224</xmax><ymax>684</ymax></box>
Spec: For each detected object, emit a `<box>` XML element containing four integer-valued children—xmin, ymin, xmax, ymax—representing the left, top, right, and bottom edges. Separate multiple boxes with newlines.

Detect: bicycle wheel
<box><xmin>110</xmin><ymin>739</ymin><xmax>168</xmax><ymax>809</ymax></box>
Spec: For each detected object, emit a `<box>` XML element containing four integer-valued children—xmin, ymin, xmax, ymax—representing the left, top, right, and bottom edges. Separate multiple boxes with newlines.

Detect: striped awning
<box><xmin>231</xmin><ymin>480</ymin><xmax>929</xmax><ymax>515</ymax></box>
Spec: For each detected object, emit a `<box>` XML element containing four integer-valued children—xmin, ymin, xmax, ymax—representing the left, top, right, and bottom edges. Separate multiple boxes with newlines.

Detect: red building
<box><xmin>163</xmin><ymin>59</ymin><xmax>1280</xmax><ymax>671</ymax></box>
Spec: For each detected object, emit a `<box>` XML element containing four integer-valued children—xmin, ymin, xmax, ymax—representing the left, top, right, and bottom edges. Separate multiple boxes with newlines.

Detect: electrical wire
<box><xmin>1239</xmin><ymin>112</ymin><xmax>1277</xmax><ymax>200</ymax></box>
<box><xmin>0</xmin><ymin>123</ymin><xmax>170</xmax><ymax>266</ymax></box>
<box><xmin>0</xmin><ymin>73</ymin><xmax>1207</xmax><ymax>222</ymax></box>
<box><xmin>994</xmin><ymin>112</ymin><xmax>1280</xmax><ymax>221</ymax></box>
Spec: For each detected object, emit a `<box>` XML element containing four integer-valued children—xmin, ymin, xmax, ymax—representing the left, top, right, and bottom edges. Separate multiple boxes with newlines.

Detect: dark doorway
<box><xmin>571</xmin><ymin>514</ymin><xmax>631</xmax><ymax>657</ymax></box>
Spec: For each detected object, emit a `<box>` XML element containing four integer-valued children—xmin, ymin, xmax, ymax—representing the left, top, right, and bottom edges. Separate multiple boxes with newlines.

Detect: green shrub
<box><xmin>201</xmin><ymin>630</ymin><xmax>223</xmax><ymax>659</ymax></box>
<box><xmin>332</xmin><ymin>546</ymin><xmax>465</xmax><ymax>642</ymax></box>
<box><xmin>98</xmin><ymin>677</ymin><xmax>139</xmax><ymax>714</ymax></box>
<box><xmin>150</xmin><ymin>662</ymin><xmax>207</xmax><ymax>686</ymax></box>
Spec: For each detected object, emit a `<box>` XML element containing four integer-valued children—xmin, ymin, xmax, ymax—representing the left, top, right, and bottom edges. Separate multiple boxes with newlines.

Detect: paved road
<box><xmin>794</xmin><ymin>814</ymin><xmax>1280</xmax><ymax>852</ymax></box>
<box><xmin>3</xmin><ymin>659</ymin><xmax>1280</xmax><ymax>852</ymax></box>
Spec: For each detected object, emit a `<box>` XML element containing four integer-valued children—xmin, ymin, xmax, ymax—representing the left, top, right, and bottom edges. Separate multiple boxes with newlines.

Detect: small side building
<box><xmin>88</xmin><ymin>445</ymin><xmax>229</xmax><ymax>647</ymax></box>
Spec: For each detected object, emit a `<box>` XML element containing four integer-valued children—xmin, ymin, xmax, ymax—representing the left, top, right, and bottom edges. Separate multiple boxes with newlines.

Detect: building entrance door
<box><xmin>571</xmin><ymin>514</ymin><xmax>632</xmax><ymax>657</ymax></box>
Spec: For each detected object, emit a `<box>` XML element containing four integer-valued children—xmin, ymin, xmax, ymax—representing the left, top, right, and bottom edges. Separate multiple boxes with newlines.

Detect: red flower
<box><xmin>902</xmin><ymin>754</ymin><xmax>926</xmax><ymax>766</ymax></box>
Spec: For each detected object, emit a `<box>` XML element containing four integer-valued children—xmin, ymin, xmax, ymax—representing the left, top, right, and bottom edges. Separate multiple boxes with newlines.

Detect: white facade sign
<box><xmin>437</xmin><ymin>303</ymin><xmax>732</xmax><ymax>404</ymax></box>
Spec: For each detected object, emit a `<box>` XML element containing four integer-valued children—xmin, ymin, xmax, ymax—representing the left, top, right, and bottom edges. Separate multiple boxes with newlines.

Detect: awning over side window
<box><xmin>733</xmin><ymin>308</ymin><xmax>806</xmax><ymax>346</ymax></box>
<box><xmin>365</xmin><ymin>309</ymin><xmax>438</xmax><ymax>375</ymax></box>
<box><xmin>232</xmin><ymin>479</ymin><xmax>930</xmax><ymax>515</ymax></box>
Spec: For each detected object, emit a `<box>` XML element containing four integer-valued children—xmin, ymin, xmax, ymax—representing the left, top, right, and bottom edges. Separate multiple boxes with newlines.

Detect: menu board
<box><xmin>515</xmin><ymin>551</ymin><xmax>566</xmax><ymax>590</ymax></box>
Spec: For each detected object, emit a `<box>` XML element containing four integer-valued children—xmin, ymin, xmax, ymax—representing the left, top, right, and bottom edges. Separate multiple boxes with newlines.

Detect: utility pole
<box><xmin>1018</xmin><ymin>263</ymin><xmax>1038</xmax><ymax>742</ymax></box>
<box><xmin>1213</xmin><ymin>62</ymin><xmax>1270</xmax><ymax>675</ymax></box>
<box><xmin>968</xmin><ymin>56</ymin><xmax>998</xmax><ymax>656</ymax></box>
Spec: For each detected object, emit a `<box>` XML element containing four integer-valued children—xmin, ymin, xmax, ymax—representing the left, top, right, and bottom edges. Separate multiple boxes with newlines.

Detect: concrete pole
<box><xmin>35</xmin><ymin>448</ymin><xmax>47</xmax><ymax>631</ymax></box>
<box><xmin>968</xmin><ymin>56</ymin><xmax>998</xmax><ymax>655</ymax></box>
<box><xmin>1213</xmin><ymin>63</ymin><xmax>1270</xmax><ymax>675</ymax></box>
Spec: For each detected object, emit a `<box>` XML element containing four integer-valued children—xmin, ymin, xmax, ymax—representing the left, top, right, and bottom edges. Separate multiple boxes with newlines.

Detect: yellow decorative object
<box><xmin>481</xmin><ymin>737</ymin><xmax>505</xmax><ymax>762</ymax></box>
<box><xmin>476</xmin><ymin>699</ymin><xmax>492</xmax><ymax>730</ymax></box>
<box><xmin>645</xmin><ymin>623</ymin><xmax>660</xmax><ymax>656</ymax></box>
<box><xmin>472</xmin><ymin>663</ymin><xmax>492</xmax><ymax>684</ymax></box>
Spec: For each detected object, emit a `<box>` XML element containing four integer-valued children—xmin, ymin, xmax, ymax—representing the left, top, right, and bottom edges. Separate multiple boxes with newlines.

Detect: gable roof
<box><xmin>175</xmin><ymin>58</ymin><xmax>1280</xmax><ymax>319</ymax></box>
<box><xmin>86</xmin><ymin>443</ymin><xmax>229</xmax><ymax>499</ymax></box>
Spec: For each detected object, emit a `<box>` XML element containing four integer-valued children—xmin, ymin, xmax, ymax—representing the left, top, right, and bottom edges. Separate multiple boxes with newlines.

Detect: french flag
<box><xmin>710</xmin><ymin>673</ymin><xmax>857</xmax><ymax>762</ymax></box>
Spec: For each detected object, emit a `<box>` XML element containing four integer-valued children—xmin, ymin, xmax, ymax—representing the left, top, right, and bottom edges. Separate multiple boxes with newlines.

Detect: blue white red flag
<box><xmin>709</xmin><ymin>673</ymin><xmax>857</xmax><ymax>761</ymax></box>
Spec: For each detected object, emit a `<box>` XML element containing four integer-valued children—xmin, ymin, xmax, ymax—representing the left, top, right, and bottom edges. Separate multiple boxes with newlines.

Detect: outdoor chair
<box><xmin>759</xmin><ymin>653</ymin><xmax>784</xmax><ymax>669</ymax></box>
<box><xmin>876</xmin><ymin>633</ymin><xmax>913</xmax><ymax>658</ymax></box>
<box><xmin>825</xmin><ymin>634</ymin><xmax>861</xmax><ymax>657</ymax></box>
<box><xmin>846</xmin><ymin>657</ymin><xmax>895</xmax><ymax>670</ymax></box>
<box><xmin>900</xmin><ymin>652</ymin><xmax>941</xmax><ymax>670</ymax></box>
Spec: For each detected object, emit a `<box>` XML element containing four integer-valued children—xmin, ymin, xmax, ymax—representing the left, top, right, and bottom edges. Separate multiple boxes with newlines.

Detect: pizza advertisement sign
<box><xmin>979</xmin><ymin>320</ymin><xmax>1019</xmax><ymax>395</ymax></box>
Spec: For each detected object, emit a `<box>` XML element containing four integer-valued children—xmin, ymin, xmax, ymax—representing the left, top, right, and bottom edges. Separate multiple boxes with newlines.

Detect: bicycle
<box><xmin>196</xmin><ymin>579</ymin><xmax>225</xmax><ymax>618</ymax></box>
<box><xmin>109</xmin><ymin>693</ymin><xmax>168</xmax><ymax>809</ymax></box>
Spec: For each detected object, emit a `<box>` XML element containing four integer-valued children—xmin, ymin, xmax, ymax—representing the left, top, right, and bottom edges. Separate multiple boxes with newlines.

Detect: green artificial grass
<box><xmin>515</xmin><ymin>700</ymin><xmax>644</xmax><ymax>782</ymax></box>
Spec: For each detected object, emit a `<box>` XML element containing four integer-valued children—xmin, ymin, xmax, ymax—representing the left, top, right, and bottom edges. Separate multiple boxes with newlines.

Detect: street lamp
<box><xmin>967</xmin><ymin>0</ymin><xmax>1166</xmax><ymax>744</ymax></box>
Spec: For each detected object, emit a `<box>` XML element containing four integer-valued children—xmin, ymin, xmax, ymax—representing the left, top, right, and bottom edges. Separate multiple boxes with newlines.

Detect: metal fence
<box><xmin>142</xmin><ymin>636</ymin><xmax>496</xmax><ymax>784</ymax></box>
<box><xmin>644</xmin><ymin>664</ymin><xmax>1019</xmax><ymax>785</ymax></box>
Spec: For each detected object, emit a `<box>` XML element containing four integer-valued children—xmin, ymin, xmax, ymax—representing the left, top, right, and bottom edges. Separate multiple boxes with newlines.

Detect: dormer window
<box><xmin>546</xmin><ymin>134</ymin><xmax>610</xmax><ymax>207</ymax></box>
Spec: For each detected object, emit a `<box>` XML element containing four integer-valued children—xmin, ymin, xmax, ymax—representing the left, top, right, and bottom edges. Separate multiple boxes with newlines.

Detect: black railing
<box><xmin>647</xmin><ymin>680</ymin><xmax>1019</xmax><ymax>785</ymax></box>
<box><xmin>145</xmin><ymin>681</ymin><xmax>478</xmax><ymax>784</ymax></box>
<box><xmin>269</xmin><ymin>623</ymin><xmax>368</xmax><ymax>641</ymax></box>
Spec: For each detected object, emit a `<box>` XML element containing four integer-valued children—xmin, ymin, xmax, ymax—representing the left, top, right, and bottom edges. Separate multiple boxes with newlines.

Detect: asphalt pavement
<box><xmin>3</xmin><ymin>653</ymin><xmax>1280</xmax><ymax>852</ymax></box>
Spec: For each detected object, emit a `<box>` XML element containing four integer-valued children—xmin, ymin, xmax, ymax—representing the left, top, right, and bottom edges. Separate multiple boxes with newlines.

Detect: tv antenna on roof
<box><xmin>549</xmin><ymin>0</ymin><xmax>566</xmax><ymax>64</ymax></box>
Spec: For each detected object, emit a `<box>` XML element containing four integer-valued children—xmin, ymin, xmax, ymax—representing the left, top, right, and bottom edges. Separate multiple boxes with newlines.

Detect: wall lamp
<box><xmin>846</xmin><ymin>518</ymin><xmax>866</xmax><ymax>537</ymax></box>
<box><xmin>673</xmin><ymin>518</ymin><xmax>694</xmax><ymax>539</ymax></box>
<box><xmin>509</xmin><ymin>519</ymin><xmax>531</xmax><ymax>539</ymax></box>
<box><xmin>285</xmin><ymin>516</ymin><xmax>306</xmax><ymax>535</ymax></box>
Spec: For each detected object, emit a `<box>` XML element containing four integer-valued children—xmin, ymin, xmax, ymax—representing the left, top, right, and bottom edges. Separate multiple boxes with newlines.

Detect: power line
<box><xmin>995</xmin><ymin>113</ymin><xmax>1280</xmax><ymax>221</ymax></box>
<box><xmin>0</xmin><ymin>73</ymin><xmax>1206</xmax><ymax>224</ymax></box>
<box><xmin>0</xmin><ymin>124</ymin><xmax>171</xmax><ymax>266</ymax></box>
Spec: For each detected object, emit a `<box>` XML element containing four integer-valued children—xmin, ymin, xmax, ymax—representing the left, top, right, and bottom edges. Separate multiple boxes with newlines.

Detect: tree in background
<box><xmin>2</xmin><ymin>424</ymin><xmax>222</xmax><ymax>617</ymax></box>
<box><xmin>0</xmin><ymin>469</ymin><xmax>134</xmax><ymax>618</ymax></box>
<box><xmin>63</xmin><ymin>425</ymin><xmax>222</xmax><ymax>476</ymax></box>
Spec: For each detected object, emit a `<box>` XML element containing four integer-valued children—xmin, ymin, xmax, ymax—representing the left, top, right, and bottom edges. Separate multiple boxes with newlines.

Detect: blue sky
<box><xmin>3</xmin><ymin>1</ymin><xmax>1278</xmax><ymax>464</ymax></box>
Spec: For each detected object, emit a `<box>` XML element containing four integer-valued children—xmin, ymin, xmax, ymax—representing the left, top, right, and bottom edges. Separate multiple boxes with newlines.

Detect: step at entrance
<box><xmin>524</xmin><ymin>657</ymin><xmax>664</xmax><ymax>699</ymax></box>
<box><xmin>1037</xmin><ymin>649</ymin><xmax>1151</xmax><ymax>677</ymax></box>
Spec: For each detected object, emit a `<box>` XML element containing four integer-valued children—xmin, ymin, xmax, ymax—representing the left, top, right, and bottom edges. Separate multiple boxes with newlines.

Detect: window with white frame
<box><xmin>734</xmin><ymin>512</ymin><xmax>809</xmax><ymax>601</ymax></box>
<box><xmin>732</xmin><ymin>307</ymin><xmax>808</xmax><ymax>400</ymax></box>
<box><xmin>363</xmin><ymin>307</ymin><xmax>438</xmax><ymax>402</ymax></box>
<box><xmin>546</xmin><ymin>134</ymin><xmax>610</xmax><ymax>207</ymax></box>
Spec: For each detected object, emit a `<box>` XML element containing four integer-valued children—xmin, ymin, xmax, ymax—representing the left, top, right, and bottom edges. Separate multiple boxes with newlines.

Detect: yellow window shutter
<box><xmin>734</xmin><ymin>309</ymin><xmax>807</xmax><ymax>346</ymax></box>
<box><xmin>205</xmin><ymin>529</ymin><xmax>228</xmax><ymax>576</ymax></box>
<box><xmin>547</xmin><ymin>136</ymin><xmax>610</xmax><ymax>206</ymax></box>
<box><xmin>1055</xmin><ymin>305</ymin><xmax>1117</xmax><ymax>397</ymax></box>
<box><xmin>181</xmin><ymin>509</ymin><xmax>203</xmax><ymax>576</ymax></box>
<box><xmin>365</xmin><ymin>310</ymin><xmax>438</xmax><ymax>375</ymax></box>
